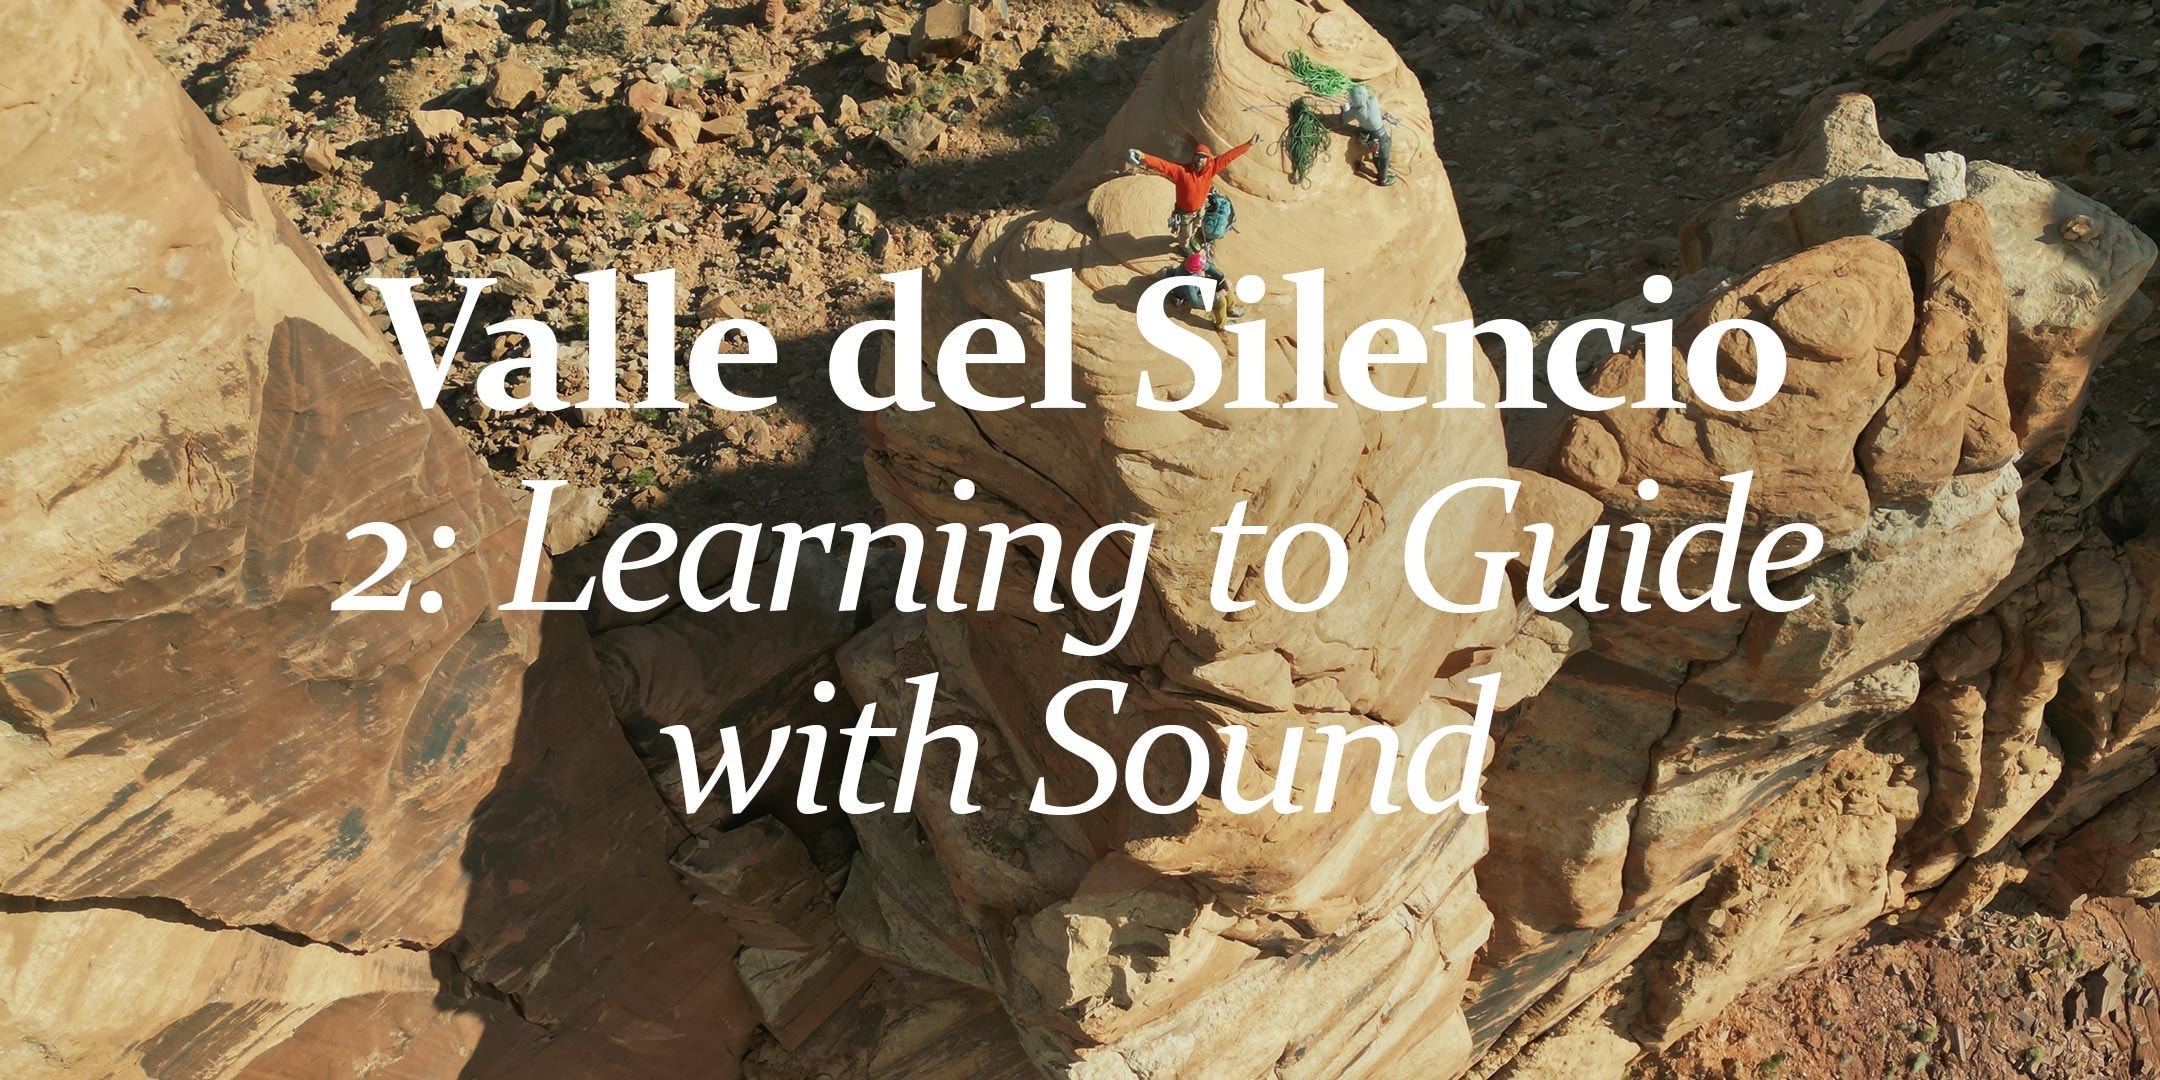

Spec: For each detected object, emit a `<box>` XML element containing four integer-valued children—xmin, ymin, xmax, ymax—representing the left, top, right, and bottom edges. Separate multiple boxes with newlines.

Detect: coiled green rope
<box><xmin>1286</xmin><ymin>49</ymin><xmax>1352</xmax><ymax>98</ymax></box>
<box><xmin>1281</xmin><ymin>97</ymin><xmax>1330</xmax><ymax>186</ymax></box>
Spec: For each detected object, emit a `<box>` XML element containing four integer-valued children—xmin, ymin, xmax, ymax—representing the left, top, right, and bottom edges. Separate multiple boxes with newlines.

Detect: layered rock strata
<box><xmin>7</xmin><ymin>1</ymin><xmax>2160</xmax><ymax>1077</ymax></box>
<box><xmin>841</xmin><ymin>1</ymin><xmax>1583</xmax><ymax>1076</ymax></box>
<box><xmin>0</xmin><ymin>2</ymin><xmax>753</xmax><ymax>1075</ymax></box>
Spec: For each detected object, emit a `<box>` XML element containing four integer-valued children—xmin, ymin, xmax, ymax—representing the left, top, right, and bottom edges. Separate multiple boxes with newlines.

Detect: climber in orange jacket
<box><xmin>1126</xmin><ymin>137</ymin><xmax>1258</xmax><ymax>253</ymax></box>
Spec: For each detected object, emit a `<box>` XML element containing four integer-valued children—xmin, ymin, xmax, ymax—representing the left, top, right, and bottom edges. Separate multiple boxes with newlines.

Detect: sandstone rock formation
<box><xmin>8</xmin><ymin>0</ymin><xmax>2160</xmax><ymax>1077</ymax></box>
<box><xmin>838</xmin><ymin>2</ymin><xmax>1550</xmax><ymax>1075</ymax></box>
<box><xmin>1680</xmin><ymin>94</ymin><xmax>2154</xmax><ymax>474</ymax></box>
<box><xmin>1469</xmin><ymin>93</ymin><xmax>2156</xmax><ymax>1078</ymax></box>
<box><xmin>825</xmin><ymin>49</ymin><xmax>2159</xmax><ymax>1080</ymax></box>
<box><xmin>0</xmin><ymin>1</ymin><xmax>751</xmax><ymax>1075</ymax></box>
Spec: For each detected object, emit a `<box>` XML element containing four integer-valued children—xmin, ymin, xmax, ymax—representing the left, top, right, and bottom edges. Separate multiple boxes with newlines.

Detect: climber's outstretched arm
<box><xmin>1130</xmin><ymin>149</ymin><xmax>1180</xmax><ymax>176</ymax></box>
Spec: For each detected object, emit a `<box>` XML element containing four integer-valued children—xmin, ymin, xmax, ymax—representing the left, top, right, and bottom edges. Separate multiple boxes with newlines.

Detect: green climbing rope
<box><xmin>1285</xmin><ymin>49</ymin><xmax>1352</xmax><ymax>98</ymax></box>
<box><xmin>1281</xmin><ymin>97</ymin><xmax>1330</xmax><ymax>186</ymax></box>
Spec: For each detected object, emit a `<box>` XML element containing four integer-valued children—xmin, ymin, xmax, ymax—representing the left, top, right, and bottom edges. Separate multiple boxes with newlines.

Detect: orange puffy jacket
<box><xmin>1136</xmin><ymin>141</ymin><xmax>1252</xmax><ymax>213</ymax></box>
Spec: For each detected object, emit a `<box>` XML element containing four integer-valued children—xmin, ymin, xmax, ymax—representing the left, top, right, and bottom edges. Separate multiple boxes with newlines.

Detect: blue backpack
<box><xmin>1201</xmin><ymin>188</ymin><xmax>1236</xmax><ymax>242</ymax></box>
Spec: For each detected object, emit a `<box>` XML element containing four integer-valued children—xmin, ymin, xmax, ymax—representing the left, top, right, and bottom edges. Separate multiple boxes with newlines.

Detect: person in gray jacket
<box><xmin>1340</xmin><ymin>83</ymin><xmax>1396</xmax><ymax>187</ymax></box>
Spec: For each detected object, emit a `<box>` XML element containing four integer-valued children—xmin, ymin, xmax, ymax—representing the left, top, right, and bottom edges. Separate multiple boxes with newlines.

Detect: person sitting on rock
<box><xmin>1126</xmin><ymin>137</ymin><xmax>1257</xmax><ymax>253</ymax></box>
<box><xmin>1159</xmin><ymin>248</ymin><xmax>1243</xmax><ymax>329</ymax></box>
<box><xmin>1340</xmin><ymin>84</ymin><xmax>1397</xmax><ymax>187</ymax></box>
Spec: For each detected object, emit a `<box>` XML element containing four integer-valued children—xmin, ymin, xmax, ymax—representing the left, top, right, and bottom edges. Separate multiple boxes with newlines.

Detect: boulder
<box><xmin>877</xmin><ymin>110</ymin><xmax>947</xmax><ymax>162</ymax></box>
<box><xmin>910</xmin><ymin>1</ymin><xmax>992</xmax><ymax>59</ymax></box>
<box><xmin>636</xmin><ymin>104</ymin><xmax>703</xmax><ymax>153</ymax></box>
<box><xmin>537</xmin><ymin>482</ymin><xmax>609</xmax><ymax>553</ymax></box>
<box><xmin>410</xmin><ymin>105</ymin><xmax>465</xmax><ymax>143</ymax></box>
<box><xmin>300</xmin><ymin>134</ymin><xmax>339</xmax><ymax>175</ymax></box>
<box><xmin>486</xmin><ymin>54</ymin><xmax>543</xmax><ymax>112</ymax></box>
<box><xmin>625</xmin><ymin>78</ymin><xmax>668</xmax><ymax>112</ymax></box>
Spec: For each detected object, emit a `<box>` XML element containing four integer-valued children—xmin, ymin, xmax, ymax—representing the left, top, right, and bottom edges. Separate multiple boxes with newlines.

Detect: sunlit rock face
<box><xmin>0</xmin><ymin>2</ymin><xmax>753</xmax><ymax>1076</ymax></box>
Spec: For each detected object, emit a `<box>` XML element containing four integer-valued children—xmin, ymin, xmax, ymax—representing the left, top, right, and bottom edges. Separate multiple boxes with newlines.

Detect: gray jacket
<box><xmin>1340</xmin><ymin>84</ymin><xmax>1388</xmax><ymax>136</ymax></box>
